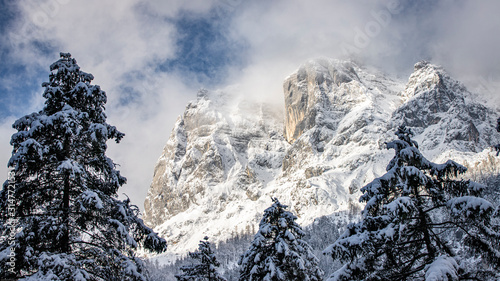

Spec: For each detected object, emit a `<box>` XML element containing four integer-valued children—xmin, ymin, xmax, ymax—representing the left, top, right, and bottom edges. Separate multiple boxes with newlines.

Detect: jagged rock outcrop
<box><xmin>281</xmin><ymin>58</ymin><xmax>402</xmax><ymax>175</ymax></box>
<box><xmin>144</xmin><ymin>59</ymin><xmax>500</xmax><ymax>255</ymax></box>
<box><xmin>283</xmin><ymin>59</ymin><xmax>360</xmax><ymax>143</ymax></box>
<box><xmin>143</xmin><ymin>90</ymin><xmax>288</xmax><ymax>244</ymax></box>
<box><xmin>393</xmin><ymin>61</ymin><xmax>498</xmax><ymax>152</ymax></box>
<box><xmin>278</xmin><ymin>59</ymin><xmax>404</xmax><ymax>218</ymax></box>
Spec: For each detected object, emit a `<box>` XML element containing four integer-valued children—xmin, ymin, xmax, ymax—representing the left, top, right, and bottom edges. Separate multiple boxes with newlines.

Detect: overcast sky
<box><xmin>1</xmin><ymin>0</ymin><xmax>499</xmax><ymax>212</ymax></box>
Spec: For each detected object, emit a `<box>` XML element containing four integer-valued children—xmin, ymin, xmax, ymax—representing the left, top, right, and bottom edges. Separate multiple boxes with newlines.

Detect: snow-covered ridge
<box><xmin>143</xmin><ymin>90</ymin><xmax>289</xmax><ymax>251</ymax></box>
<box><xmin>144</xmin><ymin>59</ymin><xmax>500</xmax><ymax>255</ymax></box>
<box><xmin>393</xmin><ymin>61</ymin><xmax>499</xmax><ymax>155</ymax></box>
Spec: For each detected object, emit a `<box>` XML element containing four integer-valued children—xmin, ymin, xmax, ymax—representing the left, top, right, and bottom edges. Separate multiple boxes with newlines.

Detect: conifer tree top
<box><xmin>239</xmin><ymin>198</ymin><xmax>323</xmax><ymax>281</ymax></box>
<box><xmin>324</xmin><ymin>125</ymin><xmax>500</xmax><ymax>280</ymax></box>
<box><xmin>175</xmin><ymin>236</ymin><xmax>226</xmax><ymax>281</ymax></box>
<box><xmin>0</xmin><ymin>52</ymin><xmax>166</xmax><ymax>281</ymax></box>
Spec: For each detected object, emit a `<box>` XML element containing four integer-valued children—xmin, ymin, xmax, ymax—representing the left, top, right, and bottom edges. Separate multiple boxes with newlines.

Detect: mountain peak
<box><xmin>144</xmin><ymin>58</ymin><xmax>500</xmax><ymax>255</ymax></box>
<box><xmin>413</xmin><ymin>60</ymin><xmax>432</xmax><ymax>70</ymax></box>
<box><xmin>394</xmin><ymin>61</ymin><xmax>497</xmax><ymax>153</ymax></box>
<box><xmin>282</xmin><ymin>58</ymin><xmax>400</xmax><ymax>143</ymax></box>
<box><xmin>401</xmin><ymin>60</ymin><xmax>466</xmax><ymax>102</ymax></box>
<box><xmin>282</xmin><ymin>58</ymin><xmax>362</xmax><ymax>143</ymax></box>
<box><xmin>143</xmin><ymin>89</ymin><xmax>288</xmax><ymax>243</ymax></box>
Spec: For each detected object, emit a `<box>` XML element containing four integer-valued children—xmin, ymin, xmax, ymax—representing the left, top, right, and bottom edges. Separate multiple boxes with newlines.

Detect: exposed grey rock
<box><xmin>283</xmin><ymin>59</ymin><xmax>361</xmax><ymax>143</ymax></box>
<box><xmin>393</xmin><ymin>61</ymin><xmax>498</xmax><ymax>152</ymax></box>
<box><xmin>143</xmin><ymin>91</ymin><xmax>288</xmax><ymax>228</ymax></box>
<box><xmin>143</xmin><ymin>59</ymin><xmax>500</xmax><ymax>255</ymax></box>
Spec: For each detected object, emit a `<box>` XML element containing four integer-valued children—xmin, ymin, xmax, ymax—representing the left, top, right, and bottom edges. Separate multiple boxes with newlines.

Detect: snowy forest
<box><xmin>0</xmin><ymin>54</ymin><xmax>499</xmax><ymax>280</ymax></box>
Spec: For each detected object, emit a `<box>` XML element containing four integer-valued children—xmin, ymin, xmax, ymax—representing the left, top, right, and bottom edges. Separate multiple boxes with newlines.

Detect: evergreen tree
<box><xmin>175</xmin><ymin>236</ymin><xmax>226</xmax><ymax>281</ymax></box>
<box><xmin>238</xmin><ymin>198</ymin><xmax>324</xmax><ymax>281</ymax></box>
<box><xmin>324</xmin><ymin>126</ymin><xmax>500</xmax><ymax>280</ymax></box>
<box><xmin>0</xmin><ymin>53</ymin><xmax>167</xmax><ymax>280</ymax></box>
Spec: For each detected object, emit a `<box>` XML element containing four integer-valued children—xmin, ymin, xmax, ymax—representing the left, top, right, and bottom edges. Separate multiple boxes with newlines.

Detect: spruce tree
<box><xmin>0</xmin><ymin>53</ymin><xmax>167</xmax><ymax>280</ymax></box>
<box><xmin>324</xmin><ymin>126</ymin><xmax>500</xmax><ymax>280</ymax></box>
<box><xmin>175</xmin><ymin>236</ymin><xmax>226</xmax><ymax>281</ymax></box>
<box><xmin>238</xmin><ymin>198</ymin><xmax>324</xmax><ymax>281</ymax></box>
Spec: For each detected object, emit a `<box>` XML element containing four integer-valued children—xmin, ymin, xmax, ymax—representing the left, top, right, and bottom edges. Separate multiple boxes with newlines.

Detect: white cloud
<box><xmin>425</xmin><ymin>0</ymin><xmax>500</xmax><ymax>104</ymax></box>
<box><xmin>226</xmin><ymin>0</ymin><xmax>500</xmax><ymax>107</ymax></box>
<box><xmin>2</xmin><ymin>0</ymin><xmax>499</xmax><ymax>213</ymax></box>
<box><xmin>2</xmin><ymin>0</ymin><xmax>208</xmax><ymax>211</ymax></box>
<box><xmin>105</xmin><ymin>72</ymin><xmax>195</xmax><ymax>208</ymax></box>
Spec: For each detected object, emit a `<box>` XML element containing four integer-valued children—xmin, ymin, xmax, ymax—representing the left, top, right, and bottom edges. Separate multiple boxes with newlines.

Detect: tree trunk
<box><xmin>414</xmin><ymin>183</ymin><xmax>435</xmax><ymax>260</ymax></box>
<box><xmin>61</xmin><ymin>137</ymin><xmax>71</xmax><ymax>253</ymax></box>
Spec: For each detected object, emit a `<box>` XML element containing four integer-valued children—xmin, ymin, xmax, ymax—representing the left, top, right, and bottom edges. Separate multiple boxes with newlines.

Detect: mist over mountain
<box><xmin>143</xmin><ymin>58</ymin><xmax>500</xmax><ymax>256</ymax></box>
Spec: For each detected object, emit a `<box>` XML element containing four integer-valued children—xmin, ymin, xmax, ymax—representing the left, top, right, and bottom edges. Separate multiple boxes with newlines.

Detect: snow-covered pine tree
<box><xmin>0</xmin><ymin>53</ymin><xmax>167</xmax><ymax>280</ymax></box>
<box><xmin>324</xmin><ymin>126</ymin><xmax>500</xmax><ymax>280</ymax></box>
<box><xmin>175</xmin><ymin>236</ymin><xmax>226</xmax><ymax>281</ymax></box>
<box><xmin>238</xmin><ymin>198</ymin><xmax>324</xmax><ymax>281</ymax></box>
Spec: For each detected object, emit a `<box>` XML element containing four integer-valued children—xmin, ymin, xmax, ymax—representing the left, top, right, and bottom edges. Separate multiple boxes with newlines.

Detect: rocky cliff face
<box><xmin>144</xmin><ymin>59</ymin><xmax>500</xmax><ymax>255</ymax></box>
<box><xmin>143</xmin><ymin>90</ymin><xmax>289</xmax><ymax>248</ymax></box>
<box><xmin>283</xmin><ymin>59</ymin><xmax>360</xmax><ymax>143</ymax></box>
<box><xmin>393</xmin><ymin>61</ymin><xmax>498</xmax><ymax>153</ymax></box>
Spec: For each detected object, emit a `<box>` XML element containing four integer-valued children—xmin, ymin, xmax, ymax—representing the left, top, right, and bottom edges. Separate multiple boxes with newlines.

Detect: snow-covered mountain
<box><xmin>143</xmin><ymin>58</ymin><xmax>500</xmax><ymax>255</ymax></box>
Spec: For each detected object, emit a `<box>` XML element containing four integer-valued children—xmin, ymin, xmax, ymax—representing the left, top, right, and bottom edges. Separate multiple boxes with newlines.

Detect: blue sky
<box><xmin>159</xmin><ymin>10</ymin><xmax>247</xmax><ymax>85</ymax></box>
<box><xmin>1</xmin><ymin>0</ymin><xmax>500</xmax><ymax>210</ymax></box>
<box><xmin>0</xmin><ymin>0</ymin><xmax>246</xmax><ymax>118</ymax></box>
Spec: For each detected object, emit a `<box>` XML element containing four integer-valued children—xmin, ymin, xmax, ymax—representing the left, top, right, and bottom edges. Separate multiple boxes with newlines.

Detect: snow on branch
<box><xmin>447</xmin><ymin>196</ymin><xmax>494</xmax><ymax>219</ymax></box>
<box><xmin>424</xmin><ymin>255</ymin><xmax>459</xmax><ymax>281</ymax></box>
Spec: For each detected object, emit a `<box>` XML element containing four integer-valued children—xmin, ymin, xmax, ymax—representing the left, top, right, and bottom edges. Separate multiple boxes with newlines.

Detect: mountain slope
<box><xmin>143</xmin><ymin>90</ymin><xmax>289</xmax><ymax>250</ymax></box>
<box><xmin>144</xmin><ymin>59</ymin><xmax>500</xmax><ymax>255</ymax></box>
<box><xmin>394</xmin><ymin>61</ymin><xmax>498</xmax><ymax>154</ymax></box>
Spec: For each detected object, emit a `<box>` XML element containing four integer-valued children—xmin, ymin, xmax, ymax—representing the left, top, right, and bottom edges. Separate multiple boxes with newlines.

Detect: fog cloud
<box><xmin>1</xmin><ymin>0</ymin><xmax>499</xmax><ymax>211</ymax></box>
